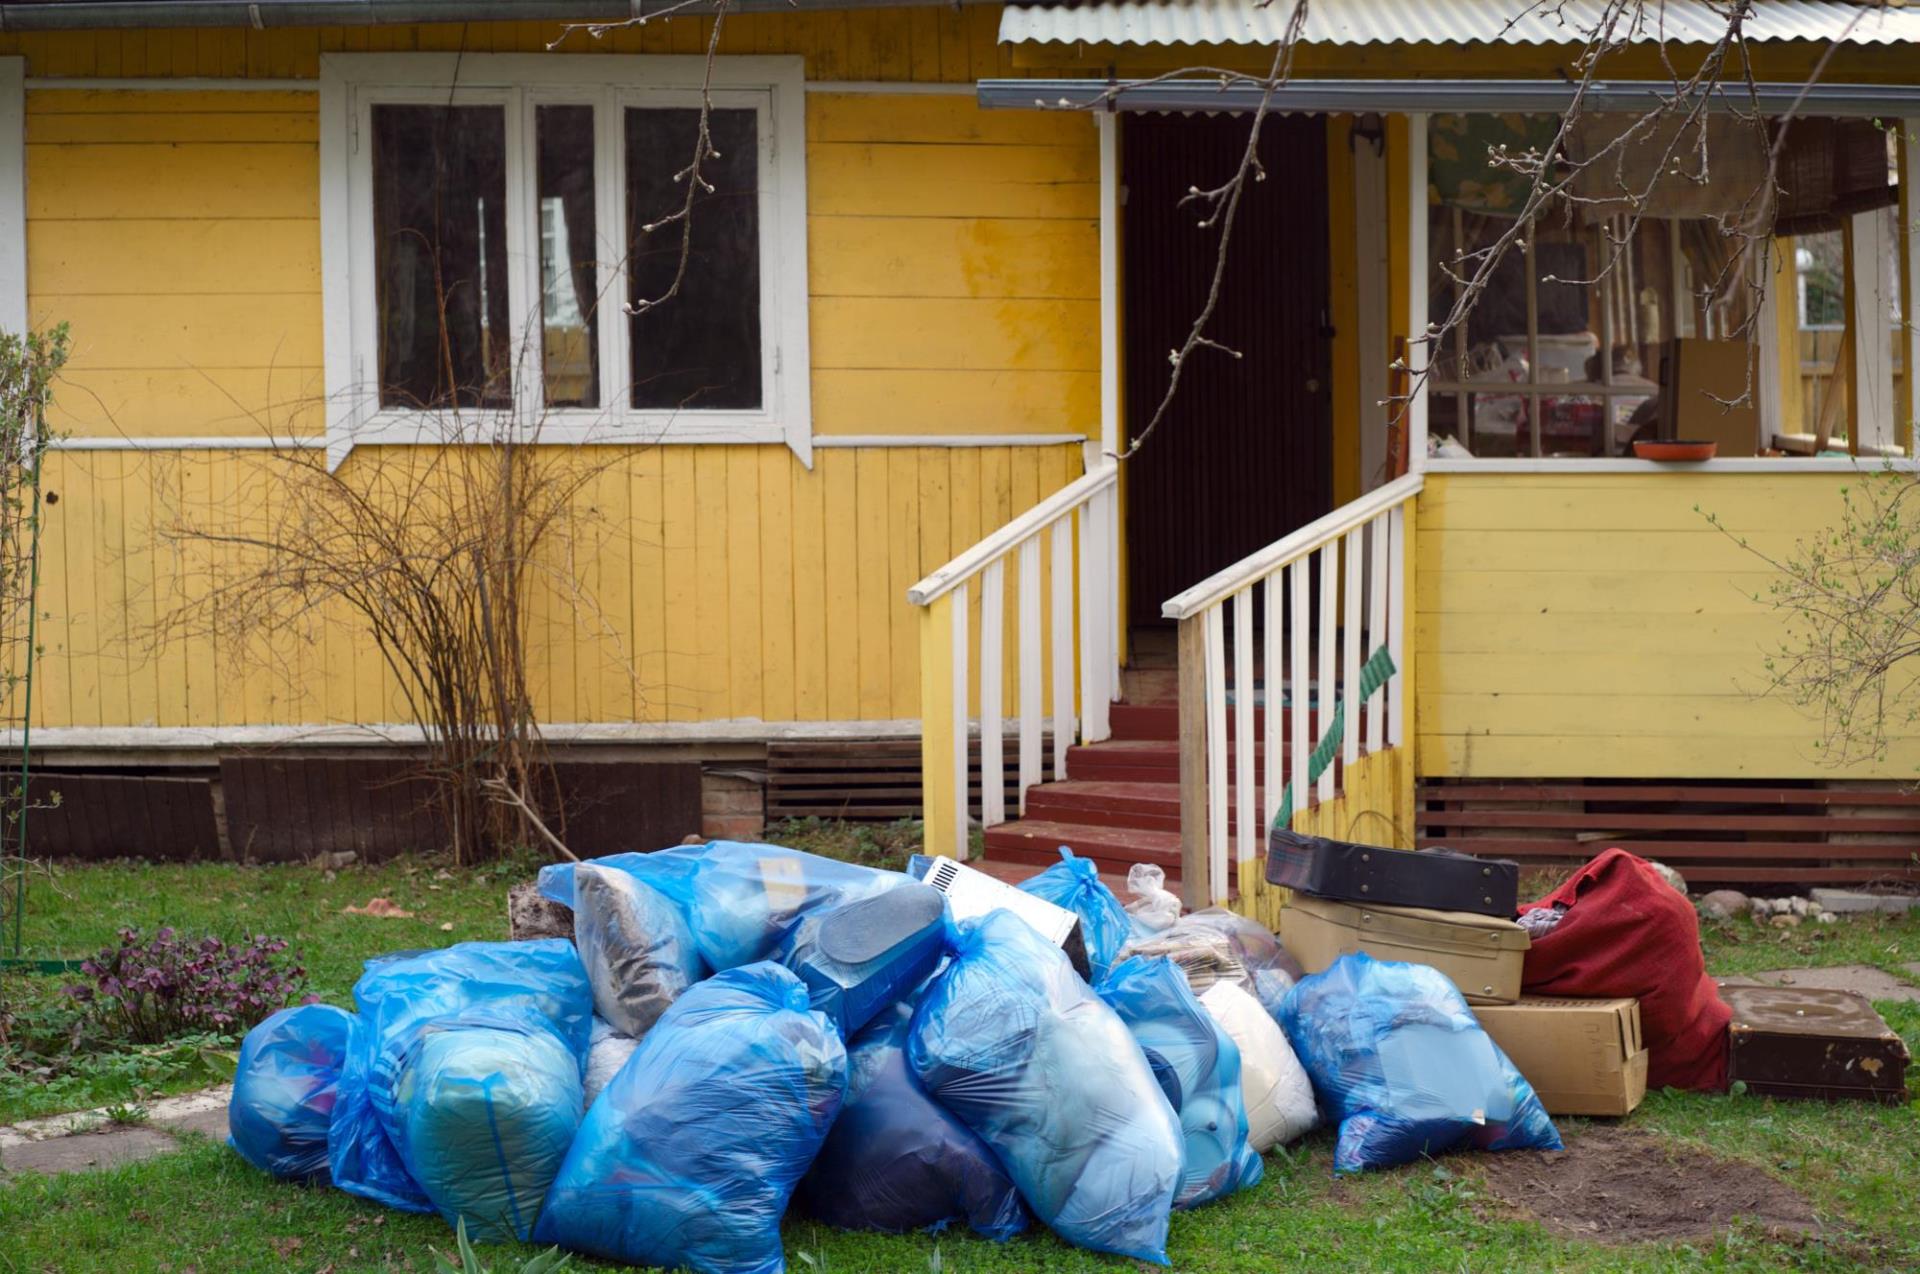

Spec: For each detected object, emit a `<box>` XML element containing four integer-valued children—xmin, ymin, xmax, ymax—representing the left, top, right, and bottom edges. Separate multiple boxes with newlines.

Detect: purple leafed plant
<box><xmin>63</xmin><ymin>928</ymin><xmax>315</xmax><ymax>1045</ymax></box>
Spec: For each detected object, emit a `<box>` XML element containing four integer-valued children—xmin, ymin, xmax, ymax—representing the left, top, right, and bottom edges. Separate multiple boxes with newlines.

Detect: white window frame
<box><xmin>318</xmin><ymin>53</ymin><xmax>811</xmax><ymax>470</ymax></box>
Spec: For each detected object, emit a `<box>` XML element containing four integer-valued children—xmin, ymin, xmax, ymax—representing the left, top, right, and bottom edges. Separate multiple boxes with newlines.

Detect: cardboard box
<box><xmin>1279</xmin><ymin>894</ymin><xmax>1529</xmax><ymax>1005</ymax></box>
<box><xmin>1474</xmin><ymin>996</ymin><xmax>1649</xmax><ymax>1116</ymax></box>
<box><xmin>1660</xmin><ymin>338</ymin><xmax>1759</xmax><ymax>456</ymax></box>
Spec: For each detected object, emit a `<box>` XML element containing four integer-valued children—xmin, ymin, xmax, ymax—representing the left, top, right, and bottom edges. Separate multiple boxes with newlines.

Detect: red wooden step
<box><xmin>1024</xmin><ymin>780</ymin><xmax>1272</xmax><ymax>833</ymax></box>
<box><xmin>965</xmin><ymin>855</ymin><xmax>1131</xmax><ymax>894</ymax></box>
<box><xmin>982</xmin><ymin>818</ymin><xmax>1182</xmax><ymax>877</ymax></box>
<box><xmin>1065</xmin><ymin>739</ymin><xmax>1305</xmax><ymax>784</ymax></box>
<box><xmin>1108</xmin><ymin>702</ymin><xmax>1296</xmax><ymax>741</ymax></box>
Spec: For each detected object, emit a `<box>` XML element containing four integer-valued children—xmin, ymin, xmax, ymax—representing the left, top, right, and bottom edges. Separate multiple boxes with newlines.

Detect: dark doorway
<box><xmin>1122</xmin><ymin>113</ymin><xmax>1333</xmax><ymax>628</ymax></box>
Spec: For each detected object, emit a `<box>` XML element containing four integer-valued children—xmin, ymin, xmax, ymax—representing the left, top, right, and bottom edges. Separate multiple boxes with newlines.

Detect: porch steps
<box><xmin>979</xmin><ymin>691</ymin><xmax>1338</xmax><ymax>887</ymax></box>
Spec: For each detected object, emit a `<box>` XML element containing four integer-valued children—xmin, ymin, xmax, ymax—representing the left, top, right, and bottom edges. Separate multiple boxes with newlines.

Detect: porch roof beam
<box><xmin>976</xmin><ymin>77</ymin><xmax>1920</xmax><ymax>120</ymax></box>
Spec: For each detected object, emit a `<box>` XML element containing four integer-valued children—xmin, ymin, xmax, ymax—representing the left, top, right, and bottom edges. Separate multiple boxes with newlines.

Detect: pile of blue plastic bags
<box><xmin>227</xmin><ymin>840</ymin><xmax>1558</xmax><ymax>1274</ymax></box>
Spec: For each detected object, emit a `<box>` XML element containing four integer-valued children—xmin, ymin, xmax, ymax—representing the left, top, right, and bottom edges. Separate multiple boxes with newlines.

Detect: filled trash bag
<box><xmin>1520</xmin><ymin>848</ymin><xmax>1732</xmax><ymax>1091</ymax></box>
<box><xmin>1279</xmin><ymin>953</ymin><xmax>1560</xmax><ymax>1174</ymax></box>
<box><xmin>1018</xmin><ymin>847</ymin><xmax>1131</xmax><ymax>983</ymax></box>
<box><xmin>1125</xmin><ymin>863</ymin><xmax>1183</xmax><ymax>935</ymax></box>
<box><xmin>388</xmin><ymin>1020</ymin><xmax>582</xmax><ymax>1243</ymax></box>
<box><xmin>1097</xmin><ymin>957</ymin><xmax>1262</xmax><ymax>1209</ymax></box>
<box><xmin>543</xmin><ymin>842</ymin><xmax>906</xmax><ymax>974</ymax></box>
<box><xmin>1180</xmin><ymin>908</ymin><xmax>1302</xmax><ymax>1017</ymax></box>
<box><xmin>229</xmin><ymin>1003</ymin><xmax>355</xmax><ymax>1182</ymax></box>
<box><xmin>1197</xmin><ymin>981</ymin><xmax>1317</xmax><ymax>1151</ymax></box>
<box><xmin>774</xmin><ymin>882</ymin><xmax>949</xmax><ymax>1037</ymax></box>
<box><xmin>799</xmin><ymin>996</ymin><xmax>1027</xmax><ymax>1239</ymax></box>
<box><xmin>908</xmin><ymin>910</ymin><xmax>1183</xmax><ymax>1265</ymax></box>
<box><xmin>569</xmin><ymin>861</ymin><xmax>706</xmax><ymax>1038</ymax></box>
<box><xmin>332</xmin><ymin>940</ymin><xmax>592</xmax><ymax>1215</ymax></box>
<box><xmin>583</xmin><ymin>1017</ymin><xmax>639</xmax><ymax>1108</ymax></box>
<box><xmin>535</xmin><ymin>963</ymin><xmax>848</xmax><ymax>1274</ymax></box>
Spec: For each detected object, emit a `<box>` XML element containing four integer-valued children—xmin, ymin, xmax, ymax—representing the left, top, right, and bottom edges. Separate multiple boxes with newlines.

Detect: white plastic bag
<box><xmin>583</xmin><ymin>1017</ymin><xmax>639</xmax><ymax>1108</ymax></box>
<box><xmin>1198</xmin><ymin>981</ymin><xmax>1317</xmax><ymax>1152</ymax></box>
<box><xmin>1125</xmin><ymin>863</ymin><xmax>1183</xmax><ymax>934</ymax></box>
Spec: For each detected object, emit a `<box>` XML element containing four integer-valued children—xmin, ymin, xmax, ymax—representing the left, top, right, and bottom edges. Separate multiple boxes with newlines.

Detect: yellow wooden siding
<box><xmin>28</xmin><ymin>443</ymin><xmax>1084</xmax><ymax>728</ymax></box>
<box><xmin>1415</xmin><ymin>472</ymin><xmax>1920</xmax><ymax>778</ymax></box>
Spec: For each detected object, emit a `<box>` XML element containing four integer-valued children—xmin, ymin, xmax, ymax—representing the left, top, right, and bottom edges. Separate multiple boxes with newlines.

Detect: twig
<box><xmin>482</xmin><ymin>776</ymin><xmax>580</xmax><ymax>862</ymax></box>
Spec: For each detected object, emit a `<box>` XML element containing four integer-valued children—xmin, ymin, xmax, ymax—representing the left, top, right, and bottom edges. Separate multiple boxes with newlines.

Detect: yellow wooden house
<box><xmin>3</xmin><ymin>0</ymin><xmax>1919</xmax><ymax>901</ymax></box>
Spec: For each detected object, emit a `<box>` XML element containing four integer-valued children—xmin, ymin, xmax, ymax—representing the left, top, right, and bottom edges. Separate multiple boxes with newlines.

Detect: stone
<box><xmin>1646</xmin><ymin>860</ymin><xmax>1687</xmax><ymax>895</ymax></box>
<box><xmin>320</xmin><ymin>850</ymin><xmax>358</xmax><ymax>870</ymax></box>
<box><xmin>1770</xmin><ymin>913</ymin><xmax>1801</xmax><ymax>929</ymax></box>
<box><xmin>507</xmin><ymin>880</ymin><xmax>573</xmax><ymax>942</ymax></box>
<box><xmin>1816</xmin><ymin>912</ymin><xmax>1839</xmax><ymax>925</ymax></box>
<box><xmin>1808</xmin><ymin>889</ymin><xmax>1920</xmax><ymax>916</ymax></box>
<box><xmin>1697</xmin><ymin>889</ymin><xmax>1750</xmax><ymax>921</ymax></box>
<box><xmin>0</xmin><ymin>1127</ymin><xmax>178</xmax><ymax>1179</ymax></box>
<box><xmin>1788</xmin><ymin>896</ymin><xmax>1810</xmax><ymax>918</ymax></box>
<box><xmin>1770</xmin><ymin>897</ymin><xmax>1796</xmax><ymax>916</ymax></box>
<box><xmin>1746</xmin><ymin>964</ymin><xmax>1920</xmax><ymax>1003</ymax></box>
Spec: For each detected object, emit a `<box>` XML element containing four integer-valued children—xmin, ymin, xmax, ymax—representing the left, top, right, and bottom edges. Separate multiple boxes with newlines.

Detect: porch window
<box><xmin>319</xmin><ymin>53</ymin><xmax>811</xmax><ymax>463</ymax></box>
<box><xmin>1424</xmin><ymin>111</ymin><xmax>1901</xmax><ymax>460</ymax></box>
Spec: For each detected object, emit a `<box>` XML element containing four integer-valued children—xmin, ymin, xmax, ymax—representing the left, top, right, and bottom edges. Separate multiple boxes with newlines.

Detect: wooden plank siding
<box><xmin>1414</xmin><ymin>472</ymin><xmax>1920</xmax><ymax>779</ymax></box>
<box><xmin>7</xmin><ymin>11</ymin><xmax>1099</xmax><ymax>731</ymax></box>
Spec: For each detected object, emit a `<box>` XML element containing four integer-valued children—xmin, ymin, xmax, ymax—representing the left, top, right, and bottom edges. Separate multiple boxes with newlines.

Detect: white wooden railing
<box><xmin>1160</xmin><ymin>473</ymin><xmax>1423</xmax><ymax>908</ymax></box>
<box><xmin>909</xmin><ymin>464</ymin><xmax>1121</xmax><ymax>860</ymax></box>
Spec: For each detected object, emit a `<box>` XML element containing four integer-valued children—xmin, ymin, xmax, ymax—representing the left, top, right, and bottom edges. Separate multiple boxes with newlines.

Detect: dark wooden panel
<box><xmin>549</xmin><ymin>760</ymin><xmax>702</xmax><ymax>856</ymax></box>
<box><xmin>6</xmin><ymin>771</ymin><xmax>220</xmax><ymax>861</ymax></box>
<box><xmin>1419</xmin><ymin>783</ymin><xmax>1920</xmax><ymax>807</ymax></box>
<box><xmin>766</xmin><ymin>738</ymin><xmax>1058</xmax><ymax>823</ymax></box>
<box><xmin>1123</xmin><ymin>112</ymin><xmax>1333</xmax><ymax>627</ymax></box>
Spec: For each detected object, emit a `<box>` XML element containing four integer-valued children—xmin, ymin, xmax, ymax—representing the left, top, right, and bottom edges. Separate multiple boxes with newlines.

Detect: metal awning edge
<box><xmin>976</xmin><ymin>77</ymin><xmax>1920</xmax><ymax>120</ymax></box>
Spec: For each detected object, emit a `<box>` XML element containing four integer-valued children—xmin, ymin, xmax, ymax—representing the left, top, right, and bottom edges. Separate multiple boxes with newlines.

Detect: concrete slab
<box><xmin>0</xmin><ymin>1083</ymin><xmax>231</xmax><ymax>1146</ymax></box>
<box><xmin>1747</xmin><ymin>964</ymin><xmax>1920</xmax><ymax>1003</ymax></box>
<box><xmin>0</xmin><ymin>1126</ymin><xmax>178</xmax><ymax>1179</ymax></box>
<box><xmin>1808</xmin><ymin>889</ymin><xmax>1919</xmax><ymax>915</ymax></box>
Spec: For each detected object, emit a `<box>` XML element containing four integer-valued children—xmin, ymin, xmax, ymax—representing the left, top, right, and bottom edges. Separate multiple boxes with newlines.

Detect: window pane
<box><xmin>626</xmin><ymin>106</ymin><xmax>762</xmax><ymax>411</ymax></box>
<box><xmin>371</xmin><ymin>104</ymin><xmax>510</xmax><ymax>410</ymax></box>
<box><xmin>538</xmin><ymin>104</ymin><xmax>599</xmax><ymax>409</ymax></box>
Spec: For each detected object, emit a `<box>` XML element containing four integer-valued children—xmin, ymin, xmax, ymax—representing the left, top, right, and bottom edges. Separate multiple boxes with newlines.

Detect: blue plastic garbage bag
<box><xmin>798</xmin><ymin>995</ymin><xmax>1026</xmax><ymax>1239</ymax></box>
<box><xmin>568</xmin><ymin>861</ymin><xmax>707</xmax><ymax>1038</ymax></box>
<box><xmin>228</xmin><ymin>1003</ymin><xmax>355</xmax><ymax>1182</ymax></box>
<box><xmin>908</xmin><ymin>910</ymin><xmax>1183</xmax><ymax>1265</ymax></box>
<box><xmin>774</xmin><ymin>882</ymin><xmax>949</xmax><ymax>1037</ymax></box>
<box><xmin>1096</xmin><ymin>957</ymin><xmax>1262</xmax><ymax>1209</ymax></box>
<box><xmin>387</xmin><ymin>1018</ymin><xmax>583</xmax><ymax>1242</ymax></box>
<box><xmin>330</xmin><ymin>941</ymin><xmax>592</xmax><ymax>1219</ymax></box>
<box><xmin>534</xmin><ymin>962</ymin><xmax>849</xmax><ymax>1274</ymax></box>
<box><xmin>542</xmin><ymin>842</ymin><xmax>907</xmax><ymax>973</ymax></box>
<box><xmin>1279</xmin><ymin>953</ymin><xmax>1561</xmax><ymax>1174</ymax></box>
<box><xmin>1018</xmin><ymin>847</ymin><xmax>1130</xmax><ymax>982</ymax></box>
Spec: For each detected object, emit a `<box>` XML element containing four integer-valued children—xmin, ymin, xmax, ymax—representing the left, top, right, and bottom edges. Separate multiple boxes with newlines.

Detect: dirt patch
<box><xmin>1474</xmin><ymin>1125</ymin><xmax>1819</xmax><ymax>1244</ymax></box>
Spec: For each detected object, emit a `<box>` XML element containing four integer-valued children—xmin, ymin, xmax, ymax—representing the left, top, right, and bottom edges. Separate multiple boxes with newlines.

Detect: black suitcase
<box><xmin>1722</xmin><ymin>982</ymin><xmax>1910</xmax><ymax>1104</ymax></box>
<box><xmin>1266</xmin><ymin>827</ymin><xmax>1520</xmax><ymax>917</ymax></box>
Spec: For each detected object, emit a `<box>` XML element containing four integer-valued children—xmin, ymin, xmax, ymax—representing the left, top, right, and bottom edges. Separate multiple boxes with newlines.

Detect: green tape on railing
<box><xmin>1272</xmin><ymin>646</ymin><xmax>1396</xmax><ymax>832</ymax></box>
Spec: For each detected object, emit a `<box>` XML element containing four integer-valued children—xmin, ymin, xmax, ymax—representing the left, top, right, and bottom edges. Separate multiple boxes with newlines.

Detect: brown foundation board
<box><xmin>1279</xmin><ymin>893</ymin><xmax>1530</xmax><ymax>1005</ymax></box>
<box><xmin>1720</xmin><ymin>981</ymin><xmax>1910</xmax><ymax>1104</ymax></box>
<box><xmin>1473</xmin><ymin>997</ymin><xmax>1649</xmax><ymax>1116</ymax></box>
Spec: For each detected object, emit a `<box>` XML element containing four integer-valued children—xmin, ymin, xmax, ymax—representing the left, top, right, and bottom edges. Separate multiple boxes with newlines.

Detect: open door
<box><xmin>1122</xmin><ymin>113</ymin><xmax>1334</xmax><ymax>628</ymax></box>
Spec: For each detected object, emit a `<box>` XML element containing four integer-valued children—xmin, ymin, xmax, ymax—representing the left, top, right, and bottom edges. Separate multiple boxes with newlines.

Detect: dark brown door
<box><xmin>1123</xmin><ymin>113</ymin><xmax>1333</xmax><ymax>627</ymax></box>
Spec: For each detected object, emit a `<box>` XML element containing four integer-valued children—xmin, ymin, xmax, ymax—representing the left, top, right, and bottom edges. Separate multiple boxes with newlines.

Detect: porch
<box><xmin>911</xmin><ymin>0</ymin><xmax>1920</xmax><ymax>913</ymax></box>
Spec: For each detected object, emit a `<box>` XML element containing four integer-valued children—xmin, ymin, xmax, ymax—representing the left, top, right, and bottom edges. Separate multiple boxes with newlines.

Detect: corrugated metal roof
<box><xmin>999</xmin><ymin>0</ymin><xmax>1920</xmax><ymax>48</ymax></box>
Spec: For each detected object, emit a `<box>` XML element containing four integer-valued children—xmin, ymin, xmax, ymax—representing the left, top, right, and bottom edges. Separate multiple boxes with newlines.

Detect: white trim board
<box><xmin>25</xmin><ymin>77</ymin><xmax>969</xmax><ymax>95</ymax></box>
<box><xmin>0</xmin><ymin>58</ymin><xmax>23</xmax><ymax>337</ymax></box>
<box><xmin>46</xmin><ymin>432</ymin><xmax>1085</xmax><ymax>452</ymax></box>
<box><xmin>318</xmin><ymin>52</ymin><xmax>813</xmax><ymax>471</ymax></box>
<box><xmin>49</xmin><ymin>435</ymin><xmax>325</xmax><ymax>451</ymax></box>
<box><xmin>813</xmin><ymin>433</ymin><xmax>1086</xmax><ymax>448</ymax></box>
<box><xmin>1425</xmin><ymin>457</ymin><xmax>1920</xmax><ymax>474</ymax></box>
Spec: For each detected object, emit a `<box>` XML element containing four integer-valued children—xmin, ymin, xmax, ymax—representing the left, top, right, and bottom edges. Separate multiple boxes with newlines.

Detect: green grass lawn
<box><xmin>2</xmin><ymin>845</ymin><xmax>1917</xmax><ymax>1272</ymax></box>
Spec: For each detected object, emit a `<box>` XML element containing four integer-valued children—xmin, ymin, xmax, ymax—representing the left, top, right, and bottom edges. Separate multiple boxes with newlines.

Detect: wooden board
<box><xmin>766</xmin><ymin>737</ymin><xmax>1056</xmax><ymax>823</ymax></box>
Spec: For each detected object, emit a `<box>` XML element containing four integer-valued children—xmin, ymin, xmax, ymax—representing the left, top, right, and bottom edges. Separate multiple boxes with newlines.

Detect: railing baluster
<box><xmin>1017</xmin><ymin>536</ymin><xmax>1042</xmax><ymax>811</ymax></box>
<box><xmin>1077</xmin><ymin>504</ymin><xmax>1109</xmax><ymax>746</ymax></box>
<box><xmin>1177</xmin><ymin>615</ymin><xmax>1209</xmax><ymax>910</ymax></box>
<box><xmin>980</xmin><ymin>559</ymin><xmax>1005</xmax><ymax>829</ymax></box>
<box><xmin>1387</xmin><ymin>504</ymin><xmax>1407</xmax><ymax>748</ymax></box>
<box><xmin>950</xmin><ymin>579</ymin><xmax>971</xmax><ymax>860</ymax></box>
<box><xmin>1317</xmin><ymin>541</ymin><xmax>1338</xmax><ymax>805</ymax></box>
<box><xmin>1232</xmin><ymin>586</ymin><xmax>1256</xmax><ymax>873</ymax></box>
<box><xmin>1343</xmin><ymin>527</ymin><xmax>1363</xmax><ymax>766</ymax></box>
<box><xmin>1204</xmin><ymin>604</ymin><xmax>1229</xmax><ymax>905</ymax></box>
<box><xmin>1050</xmin><ymin>520</ymin><xmax>1075</xmax><ymax>778</ymax></box>
<box><xmin>1263</xmin><ymin>573</ymin><xmax>1281</xmax><ymax>837</ymax></box>
<box><xmin>1367</xmin><ymin>513</ymin><xmax>1389</xmax><ymax>753</ymax></box>
<box><xmin>1288</xmin><ymin>559</ymin><xmax>1309</xmax><ymax>828</ymax></box>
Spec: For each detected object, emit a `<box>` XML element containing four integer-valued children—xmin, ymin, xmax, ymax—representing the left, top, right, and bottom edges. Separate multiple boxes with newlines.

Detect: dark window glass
<box><xmin>626</xmin><ymin>107</ymin><xmax>762</xmax><ymax>411</ymax></box>
<box><xmin>537</xmin><ymin>104</ymin><xmax>600</xmax><ymax>409</ymax></box>
<box><xmin>372</xmin><ymin>104</ymin><xmax>511</xmax><ymax>410</ymax></box>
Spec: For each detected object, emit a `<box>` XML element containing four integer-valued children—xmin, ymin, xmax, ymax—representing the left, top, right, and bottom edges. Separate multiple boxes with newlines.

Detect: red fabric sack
<box><xmin>1520</xmin><ymin>849</ymin><xmax>1730</xmax><ymax>1092</ymax></box>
